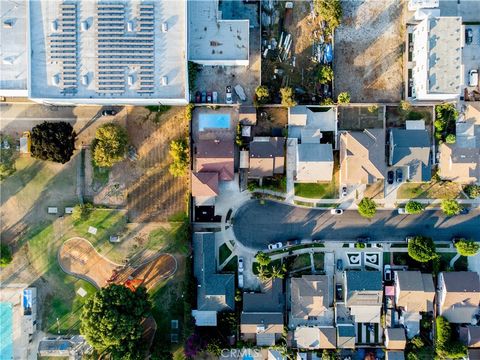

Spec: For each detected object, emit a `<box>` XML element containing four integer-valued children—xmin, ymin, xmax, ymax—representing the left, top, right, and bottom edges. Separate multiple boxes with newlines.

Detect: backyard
<box><xmin>295</xmin><ymin>182</ymin><xmax>337</xmax><ymax>199</ymax></box>
<box><xmin>397</xmin><ymin>181</ymin><xmax>466</xmax><ymax>199</ymax></box>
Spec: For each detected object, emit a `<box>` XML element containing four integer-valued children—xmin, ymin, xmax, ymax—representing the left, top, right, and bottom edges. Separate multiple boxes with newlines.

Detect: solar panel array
<box><xmin>96</xmin><ymin>2</ymin><xmax>155</xmax><ymax>95</ymax></box>
<box><xmin>48</xmin><ymin>3</ymin><xmax>78</xmax><ymax>94</ymax></box>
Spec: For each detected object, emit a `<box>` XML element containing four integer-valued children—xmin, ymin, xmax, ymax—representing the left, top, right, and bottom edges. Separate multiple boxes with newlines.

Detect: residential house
<box><xmin>460</xmin><ymin>325</ymin><xmax>480</xmax><ymax>348</ymax></box>
<box><xmin>294</xmin><ymin>326</ymin><xmax>336</xmax><ymax>350</ymax></box>
<box><xmin>339</xmin><ymin>129</ymin><xmax>386</xmax><ymax>185</ymax></box>
<box><xmin>192</xmin><ymin>233</ymin><xmax>234</xmax><ymax>326</ymax></box>
<box><xmin>385</xmin><ymin>351</ymin><xmax>405</xmax><ymax>360</ymax></box>
<box><xmin>191</xmin><ymin>172</ymin><xmax>219</xmax><ymax>205</ymax></box>
<box><xmin>344</xmin><ymin>271</ymin><xmax>383</xmax><ymax>324</ymax></box>
<box><xmin>389</xmin><ymin>128</ymin><xmax>431</xmax><ymax>182</ymax></box>
<box><xmin>438</xmin><ymin>272</ymin><xmax>480</xmax><ymax>323</ymax></box>
<box><xmin>407</xmin><ymin>15</ymin><xmax>463</xmax><ymax>101</ymax></box>
<box><xmin>249</xmin><ymin>137</ymin><xmax>285</xmax><ymax>178</ymax></box>
<box><xmin>385</xmin><ymin>328</ymin><xmax>407</xmax><ymax>350</ymax></box>
<box><xmin>195</xmin><ymin>139</ymin><xmax>234</xmax><ymax>181</ymax></box>
<box><xmin>336</xmin><ymin>324</ymin><xmax>356</xmax><ymax>349</ymax></box>
<box><xmin>296</xmin><ymin>143</ymin><xmax>334</xmax><ymax>182</ymax></box>
<box><xmin>439</xmin><ymin>106</ymin><xmax>480</xmax><ymax>184</ymax></box>
<box><xmin>394</xmin><ymin>271</ymin><xmax>435</xmax><ymax>338</ymax></box>
<box><xmin>240</xmin><ymin>279</ymin><xmax>284</xmax><ymax>346</ymax></box>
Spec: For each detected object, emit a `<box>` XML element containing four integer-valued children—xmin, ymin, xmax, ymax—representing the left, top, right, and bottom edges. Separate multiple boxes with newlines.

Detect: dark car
<box><xmin>357</xmin><ymin>236</ymin><xmax>370</xmax><ymax>244</ymax></box>
<box><xmin>387</xmin><ymin>170</ymin><xmax>394</xmax><ymax>184</ymax></box>
<box><xmin>206</xmin><ymin>91</ymin><xmax>212</xmax><ymax>103</ymax></box>
<box><xmin>336</xmin><ymin>284</ymin><xmax>343</xmax><ymax>301</ymax></box>
<box><xmin>396</xmin><ymin>168</ymin><xmax>403</xmax><ymax>183</ymax></box>
<box><xmin>460</xmin><ymin>207</ymin><xmax>470</xmax><ymax>215</ymax></box>
<box><xmin>201</xmin><ymin>91</ymin><xmax>207</xmax><ymax>103</ymax></box>
<box><xmin>286</xmin><ymin>239</ymin><xmax>301</xmax><ymax>246</ymax></box>
<box><xmin>336</xmin><ymin>259</ymin><xmax>343</xmax><ymax>271</ymax></box>
<box><xmin>466</xmin><ymin>28</ymin><xmax>473</xmax><ymax>45</ymax></box>
<box><xmin>451</xmin><ymin>237</ymin><xmax>465</xmax><ymax>244</ymax></box>
<box><xmin>195</xmin><ymin>91</ymin><xmax>201</xmax><ymax>103</ymax></box>
<box><xmin>101</xmin><ymin>109</ymin><xmax>117</xmax><ymax>116</ymax></box>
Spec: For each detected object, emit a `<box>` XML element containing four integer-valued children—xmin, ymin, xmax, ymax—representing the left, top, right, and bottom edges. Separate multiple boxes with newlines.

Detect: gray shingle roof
<box><xmin>391</xmin><ymin>129</ymin><xmax>431</xmax><ymax>182</ymax></box>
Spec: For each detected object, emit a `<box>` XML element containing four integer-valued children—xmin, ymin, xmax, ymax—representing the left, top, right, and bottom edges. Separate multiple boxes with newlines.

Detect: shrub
<box><xmin>436</xmin><ymin>316</ymin><xmax>467</xmax><ymax>359</ymax></box>
<box><xmin>435</xmin><ymin>103</ymin><xmax>458</xmax><ymax>143</ymax></box>
<box><xmin>92</xmin><ymin>123</ymin><xmax>128</xmax><ymax>167</ymax></box>
<box><xmin>168</xmin><ymin>139</ymin><xmax>189</xmax><ymax>177</ymax></box>
<box><xmin>254</xmin><ymin>86</ymin><xmax>270</xmax><ymax>106</ymax></box>
<box><xmin>185</xmin><ymin>103</ymin><xmax>194</xmax><ymax>121</ymax></box>
<box><xmin>445</xmin><ymin>134</ymin><xmax>456</xmax><ymax>144</ymax></box>
<box><xmin>320</xmin><ymin>97</ymin><xmax>334</xmax><ymax>105</ymax></box>
<box><xmin>399</xmin><ymin>100</ymin><xmax>412</xmax><ymax>113</ymax></box>
<box><xmin>72</xmin><ymin>203</ymin><xmax>93</xmax><ymax>222</ymax></box>
<box><xmin>313</xmin><ymin>0</ymin><xmax>342</xmax><ymax>28</ymax></box>
<box><xmin>357</xmin><ymin>197</ymin><xmax>377</xmax><ymax>218</ymax></box>
<box><xmin>31</xmin><ymin>121</ymin><xmax>75</xmax><ymax>163</ymax></box>
<box><xmin>407</xmin><ymin>236</ymin><xmax>436</xmax><ymax>262</ymax></box>
<box><xmin>280</xmin><ymin>87</ymin><xmax>297</xmax><ymax>108</ymax></box>
<box><xmin>464</xmin><ymin>184</ymin><xmax>480</xmax><ymax>199</ymax></box>
<box><xmin>187</xmin><ymin>61</ymin><xmax>199</xmax><ymax>90</ymax></box>
<box><xmin>441</xmin><ymin>199</ymin><xmax>460</xmax><ymax>216</ymax></box>
<box><xmin>0</xmin><ymin>244</ymin><xmax>12</xmax><ymax>267</ymax></box>
<box><xmin>0</xmin><ymin>135</ymin><xmax>16</xmax><ymax>180</ymax></box>
<box><xmin>235</xmin><ymin>123</ymin><xmax>244</xmax><ymax>147</ymax></box>
<box><xmin>455</xmin><ymin>240</ymin><xmax>480</xmax><ymax>256</ymax></box>
<box><xmin>405</xmin><ymin>201</ymin><xmax>424</xmax><ymax>214</ymax></box>
<box><xmin>368</xmin><ymin>105</ymin><xmax>379</xmax><ymax>113</ymax></box>
<box><xmin>317</xmin><ymin>65</ymin><xmax>334</xmax><ymax>84</ymax></box>
<box><xmin>337</xmin><ymin>92</ymin><xmax>351</xmax><ymax>104</ymax></box>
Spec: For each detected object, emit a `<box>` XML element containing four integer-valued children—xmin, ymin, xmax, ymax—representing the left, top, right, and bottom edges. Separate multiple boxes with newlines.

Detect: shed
<box><xmin>240</xmin><ymin>150</ymin><xmax>249</xmax><ymax>169</ymax></box>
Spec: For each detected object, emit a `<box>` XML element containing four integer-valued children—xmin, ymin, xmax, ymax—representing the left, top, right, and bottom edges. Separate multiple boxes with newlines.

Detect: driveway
<box><xmin>232</xmin><ymin>200</ymin><xmax>480</xmax><ymax>250</ymax></box>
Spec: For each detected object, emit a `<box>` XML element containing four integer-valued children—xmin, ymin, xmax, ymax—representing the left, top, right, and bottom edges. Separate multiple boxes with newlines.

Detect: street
<box><xmin>232</xmin><ymin>200</ymin><xmax>480</xmax><ymax>250</ymax></box>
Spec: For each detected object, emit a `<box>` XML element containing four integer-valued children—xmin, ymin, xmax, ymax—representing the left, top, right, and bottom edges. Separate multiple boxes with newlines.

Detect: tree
<box><xmin>455</xmin><ymin>240</ymin><xmax>480</xmax><ymax>256</ymax></box>
<box><xmin>255</xmin><ymin>85</ymin><xmax>270</xmax><ymax>105</ymax></box>
<box><xmin>71</xmin><ymin>203</ymin><xmax>93</xmax><ymax>221</ymax></box>
<box><xmin>168</xmin><ymin>139</ymin><xmax>189</xmax><ymax>177</ymax></box>
<box><xmin>357</xmin><ymin>197</ymin><xmax>377</xmax><ymax>218</ymax></box>
<box><xmin>0</xmin><ymin>244</ymin><xmax>12</xmax><ymax>267</ymax></box>
<box><xmin>313</xmin><ymin>0</ymin><xmax>342</xmax><ymax>28</ymax></box>
<box><xmin>80</xmin><ymin>284</ymin><xmax>151</xmax><ymax>359</ymax></box>
<box><xmin>317</xmin><ymin>65</ymin><xmax>334</xmax><ymax>84</ymax></box>
<box><xmin>337</xmin><ymin>92</ymin><xmax>351</xmax><ymax>104</ymax></box>
<box><xmin>31</xmin><ymin>121</ymin><xmax>75</xmax><ymax>163</ymax></box>
<box><xmin>464</xmin><ymin>184</ymin><xmax>480</xmax><ymax>199</ymax></box>
<box><xmin>399</xmin><ymin>100</ymin><xmax>412</xmax><ymax>113</ymax></box>
<box><xmin>0</xmin><ymin>135</ymin><xmax>16</xmax><ymax>180</ymax></box>
<box><xmin>320</xmin><ymin>97</ymin><xmax>334</xmax><ymax>105</ymax></box>
<box><xmin>441</xmin><ymin>199</ymin><xmax>460</xmax><ymax>216</ymax></box>
<box><xmin>407</xmin><ymin>236</ymin><xmax>436</xmax><ymax>262</ymax></box>
<box><xmin>445</xmin><ymin>134</ymin><xmax>456</xmax><ymax>144</ymax></box>
<box><xmin>436</xmin><ymin>316</ymin><xmax>467</xmax><ymax>359</ymax></box>
<box><xmin>368</xmin><ymin>105</ymin><xmax>379</xmax><ymax>113</ymax></box>
<box><xmin>280</xmin><ymin>87</ymin><xmax>297</xmax><ymax>108</ymax></box>
<box><xmin>405</xmin><ymin>201</ymin><xmax>424</xmax><ymax>214</ymax></box>
<box><xmin>92</xmin><ymin>123</ymin><xmax>128</xmax><ymax>167</ymax></box>
<box><xmin>255</xmin><ymin>251</ymin><xmax>271</xmax><ymax>267</ymax></box>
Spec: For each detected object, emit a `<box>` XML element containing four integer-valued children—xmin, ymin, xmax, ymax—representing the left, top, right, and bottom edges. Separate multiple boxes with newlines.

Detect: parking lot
<box><xmin>464</xmin><ymin>25</ymin><xmax>480</xmax><ymax>94</ymax></box>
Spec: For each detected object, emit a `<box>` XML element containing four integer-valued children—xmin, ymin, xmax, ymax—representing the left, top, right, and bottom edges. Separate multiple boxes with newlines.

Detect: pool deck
<box><xmin>192</xmin><ymin>107</ymin><xmax>239</xmax><ymax>143</ymax></box>
<box><xmin>0</xmin><ymin>285</ymin><xmax>38</xmax><ymax>360</ymax></box>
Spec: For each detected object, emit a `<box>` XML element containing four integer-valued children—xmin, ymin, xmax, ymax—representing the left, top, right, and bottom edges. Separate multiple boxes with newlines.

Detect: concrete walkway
<box><xmin>285</xmin><ymin>138</ymin><xmax>297</xmax><ymax>204</ymax></box>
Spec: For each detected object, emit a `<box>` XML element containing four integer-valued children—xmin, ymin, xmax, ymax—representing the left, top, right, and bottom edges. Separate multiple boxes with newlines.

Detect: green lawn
<box><xmin>295</xmin><ymin>182</ymin><xmax>337</xmax><ymax>199</ymax></box>
<box><xmin>313</xmin><ymin>252</ymin><xmax>324</xmax><ymax>271</ymax></box>
<box><xmin>222</xmin><ymin>256</ymin><xmax>238</xmax><ymax>272</ymax></box>
<box><xmin>252</xmin><ymin>259</ymin><xmax>282</xmax><ymax>275</ymax></box>
<box><xmin>218</xmin><ymin>243</ymin><xmax>232</xmax><ymax>265</ymax></box>
<box><xmin>147</xmin><ymin>220</ymin><xmax>189</xmax><ymax>255</ymax></box>
<box><xmin>397</xmin><ymin>181</ymin><xmax>466</xmax><ymax>199</ymax></box>
<box><xmin>291</xmin><ymin>253</ymin><xmax>311</xmax><ymax>271</ymax></box>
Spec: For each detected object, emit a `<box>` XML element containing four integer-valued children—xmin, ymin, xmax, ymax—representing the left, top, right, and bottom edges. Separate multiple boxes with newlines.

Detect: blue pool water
<box><xmin>198</xmin><ymin>113</ymin><xmax>230</xmax><ymax>131</ymax></box>
<box><xmin>0</xmin><ymin>302</ymin><xmax>13</xmax><ymax>359</ymax></box>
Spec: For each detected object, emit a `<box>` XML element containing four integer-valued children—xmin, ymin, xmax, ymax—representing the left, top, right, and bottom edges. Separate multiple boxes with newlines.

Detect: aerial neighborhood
<box><xmin>1</xmin><ymin>0</ymin><xmax>480</xmax><ymax>360</ymax></box>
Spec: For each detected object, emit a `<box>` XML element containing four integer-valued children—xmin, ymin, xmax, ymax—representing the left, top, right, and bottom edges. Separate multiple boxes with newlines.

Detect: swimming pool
<box><xmin>198</xmin><ymin>113</ymin><xmax>230</xmax><ymax>131</ymax></box>
<box><xmin>0</xmin><ymin>302</ymin><xmax>13</xmax><ymax>359</ymax></box>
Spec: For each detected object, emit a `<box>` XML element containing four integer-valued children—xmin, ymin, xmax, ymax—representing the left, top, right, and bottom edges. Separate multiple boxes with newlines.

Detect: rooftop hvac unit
<box><xmin>81</xmin><ymin>21</ymin><xmax>88</xmax><ymax>31</ymax></box>
<box><xmin>127</xmin><ymin>74</ymin><xmax>134</xmax><ymax>86</ymax></box>
<box><xmin>51</xmin><ymin>74</ymin><xmax>60</xmax><ymax>86</ymax></box>
<box><xmin>161</xmin><ymin>76</ymin><xmax>168</xmax><ymax>86</ymax></box>
<box><xmin>162</xmin><ymin>22</ymin><xmax>168</xmax><ymax>32</ymax></box>
<box><xmin>81</xmin><ymin>74</ymin><xmax>89</xmax><ymax>86</ymax></box>
<box><xmin>51</xmin><ymin>20</ymin><xmax>58</xmax><ymax>32</ymax></box>
<box><xmin>127</xmin><ymin>21</ymin><xmax>134</xmax><ymax>32</ymax></box>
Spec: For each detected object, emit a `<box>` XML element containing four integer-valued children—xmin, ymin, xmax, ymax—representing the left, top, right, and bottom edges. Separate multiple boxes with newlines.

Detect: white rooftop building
<box><xmin>188</xmin><ymin>0</ymin><xmax>249</xmax><ymax>66</ymax></box>
<box><xmin>409</xmin><ymin>15</ymin><xmax>463</xmax><ymax>101</ymax></box>
<box><xmin>26</xmin><ymin>0</ymin><xmax>188</xmax><ymax>105</ymax></box>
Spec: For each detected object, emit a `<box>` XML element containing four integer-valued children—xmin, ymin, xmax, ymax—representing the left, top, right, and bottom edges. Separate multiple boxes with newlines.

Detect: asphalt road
<box><xmin>232</xmin><ymin>200</ymin><xmax>480</xmax><ymax>250</ymax></box>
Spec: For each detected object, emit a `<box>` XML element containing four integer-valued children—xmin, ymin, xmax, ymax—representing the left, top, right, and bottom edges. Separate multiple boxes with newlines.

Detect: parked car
<box><xmin>451</xmin><ymin>237</ymin><xmax>465</xmax><ymax>244</ymax></box>
<box><xmin>201</xmin><ymin>91</ymin><xmax>207</xmax><ymax>103</ymax></box>
<box><xmin>238</xmin><ymin>257</ymin><xmax>244</xmax><ymax>272</ymax></box>
<box><xmin>397</xmin><ymin>208</ymin><xmax>407</xmax><ymax>215</ymax></box>
<box><xmin>286</xmin><ymin>239</ymin><xmax>301</xmax><ymax>246</ymax></box>
<box><xmin>330</xmin><ymin>208</ymin><xmax>344</xmax><ymax>215</ymax></box>
<box><xmin>195</xmin><ymin>91</ymin><xmax>201</xmax><ymax>103</ymax></box>
<box><xmin>387</xmin><ymin>170</ymin><xmax>394</xmax><ymax>185</ymax></box>
<box><xmin>384</xmin><ymin>264</ymin><xmax>392</xmax><ymax>282</ymax></box>
<box><xmin>341</xmin><ymin>186</ymin><xmax>348</xmax><ymax>197</ymax></box>
<box><xmin>336</xmin><ymin>283</ymin><xmax>343</xmax><ymax>300</ymax></box>
<box><xmin>405</xmin><ymin>236</ymin><xmax>414</xmax><ymax>243</ymax></box>
<box><xmin>268</xmin><ymin>242</ymin><xmax>283</xmax><ymax>250</ymax></box>
<box><xmin>466</xmin><ymin>28</ymin><xmax>473</xmax><ymax>44</ymax></box>
<box><xmin>468</xmin><ymin>69</ymin><xmax>478</xmax><ymax>87</ymax></box>
<box><xmin>212</xmin><ymin>91</ymin><xmax>218</xmax><ymax>103</ymax></box>
<box><xmin>206</xmin><ymin>91</ymin><xmax>212</xmax><ymax>103</ymax></box>
<box><xmin>101</xmin><ymin>109</ymin><xmax>117</xmax><ymax>116</ymax></box>
<box><xmin>460</xmin><ymin>207</ymin><xmax>470</xmax><ymax>215</ymax></box>
<box><xmin>395</xmin><ymin>168</ymin><xmax>403</xmax><ymax>183</ymax></box>
<box><xmin>336</xmin><ymin>259</ymin><xmax>343</xmax><ymax>271</ymax></box>
<box><xmin>357</xmin><ymin>236</ymin><xmax>370</xmax><ymax>244</ymax></box>
<box><xmin>226</xmin><ymin>86</ymin><xmax>233</xmax><ymax>104</ymax></box>
<box><xmin>238</xmin><ymin>274</ymin><xmax>244</xmax><ymax>288</ymax></box>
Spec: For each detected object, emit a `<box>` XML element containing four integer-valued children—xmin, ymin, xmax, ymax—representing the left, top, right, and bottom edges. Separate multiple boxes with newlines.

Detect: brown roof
<box><xmin>196</xmin><ymin>139</ymin><xmax>234</xmax><ymax>181</ymax></box>
<box><xmin>440</xmin><ymin>272</ymin><xmax>480</xmax><ymax>323</ymax></box>
<box><xmin>339</xmin><ymin>129</ymin><xmax>386</xmax><ymax>185</ymax></box>
<box><xmin>191</xmin><ymin>172</ymin><xmax>219</xmax><ymax>197</ymax></box>
<box><xmin>291</xmin><ymin>275</ymin><xmax>330</xmax><ymax>320</ymax></box>
<box><xmin>249</xmin><ymin>137</ymin><xmax>285</xmax><ymax>177</ymax></box>
<box><xmin>395</xmin><ymin>271</ymin><xmax>435</xmax><ymax>313</ymax></box>
<box><xmin>239</xmin><ymin>106</ymin><xmax>257</xmax><ymax>125</ymax></box>
<box><xmin>385</xmin><ymin>328</ymin><xmax>407</xmax><ymax>350</ymax></box>
<box><xmin>439</xmin><ymin>143</ymin><xmax>480</xmax><ymax>184</ymax></box>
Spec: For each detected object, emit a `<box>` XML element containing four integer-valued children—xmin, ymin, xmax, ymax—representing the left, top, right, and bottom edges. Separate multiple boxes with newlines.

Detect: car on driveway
<box><xmin>387</xmin><ymin>170</ymin><xmax>394</xmax><ymax>184</ymax></box>
<box><xmin>268</xmin><ymin>242</ymin><xmax>283</xmax><ymax>250</ymax></box>
<box><xmin>336</xmin><ymin>259</ymin><xmax>343</xmax><ymax>271</ymax></box>
<box><xmin>206</xmin><ymin>91</ymin><xmax>212</xmax><ymax>103</ymax></box>
<box><xmin>466</xmin><ymin>28</ymin><xmax>473</xmax><ymax>44</ymax></box>
<box><xmin>238</xmin><ymin>257</ymin><xmax>244</xmax><ymax>272</ymax></box>
<box><xmin>336</xmin><ymin>283</ymin><xmax>343</xmax><ymax>300</ymax></box>
<box><xmin>201</xmin><ymin>91</ymin><xmax>207</xmax><ymax>103</ymax></box>
<box><xmin>341</xmin><ymin>186</ymin><xmax>347</xmax><ymax>197</ymax></box>
<box><xmin>405</xmin><ymin>236</ymin><xmax>414</xmax><ymax>243</ymax></box>
<box><xmin>330</xmin><ymin>208</ymin><xmax>344</xmax><ymax>215</ymax></box>
<box><xmin>226</xmin><ymin>86</ymin><xmax>233</xmax><ymax>104</ymax></box>
<box><xmin>101</xmin><ymin>109</ymin><xmax>117</xmax><ymax>116</ymax></box>
<box><xmin>460</xmin><ymin>207</ymin><xmax>470</xmax><ymax>215</ymax></box>
<box><xmin>195</xmin><ymin>91</ymin><xmax>201</xmax><ymax>103</ymax></box>
<box><xmin>398</xmin><ymin>208</ymin><xmax>407</xmax><ymax>215</ymax></box>
<box><xmin>396</xmin><ymin>168</ymin><xmax>403</xmax><ymax>183</ymax></box>
<box><xmin>384</xmin><ymin>265</ymin><xmax>392</xmax><ymax>282</ymax></box>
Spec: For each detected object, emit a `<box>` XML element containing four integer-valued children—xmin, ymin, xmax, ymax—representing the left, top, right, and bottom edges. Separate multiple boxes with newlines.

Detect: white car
<box><xmin>469</xmin><ymin>69</ymin><xmax>478</xmax><ymax>87</ymax></box>
<box><xmin>268</xmin><ymin>242</ymin><xmax>283</xmax><ymax>250</ymax></box>
<box><xmin>397</xmin><ymin>208</ymin><xmax>407</xmax><ymax>214</ymax></box>
<box><xmin>238</xmin><ymin>257</ymin><xmax>244</xmax><ymax>272</ymax></box>
<box><xmin>330</xmin><ymin>209</ymin><xmax>344</xmax><ymax>215</ymax></box>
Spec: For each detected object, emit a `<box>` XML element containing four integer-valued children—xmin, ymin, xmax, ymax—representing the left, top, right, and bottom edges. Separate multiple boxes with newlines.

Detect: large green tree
<box><xmin>441</xmin><ymin>199</ymin><xmax>461</xmax><ymax>216</ymax></box>
<box><xmin>407</xmin><ymin>236</ymin><xmax>436</xmax><ymax>262</ymax></box>
<box><xmin>80</xmin><ymin>284</ymin><xmax>151</xmax><ymax>359</ymax></box>
<box><xmin>436</xmin><ymin>316</ymin><xmax>467</xmax><ymax>359</ymax></box>
<box><xmin>405</xmin><ymin>201</ymin><xmax>424</xmax><ymax>214</ymax></box>
<box><xmin>357</xmin><ymin>197</ymin><xmax>377</xmax><ymax>218</ymax></box>
<box><xmin>317</xmin><ymin>65</ymin><xmax>334</xmax><ymax>84</ymax></box>
<box><xmin>254</xmin><ymin>86</ymin><xmax>270</xmax><ymax>105</ymax></box>
<box><xmin>0</xmin><ymin>135</ymin><xmax>16</xmax><ymax>180</ymax></box>
<box><xmin>92</xmin><ymin>123</ymin><xmax>128</xmax><ymax>167</ymax></box>
<box><xmin>0</xmin><ymin>244</ymin><xmax>12</xmax><ymax>267</ymax></box>
<box><xmin>31</xmin><ymin>121</ymin><xmax>75</xmax><ymax>163</ymax></box>
<box><xmin>337</xmin><ymin>92</ymin><xmax>351</xmax><ymax>104</ymax></box>
<box><xmin>313</xmin><ymin>0</ymin><xmax>342</xmax><ymax>28</ymax></box>
<box><xmin>280</xmin><ymin>87</ymin><xmax>297</xmax><ymax>108</ymax></box>
<box><xmin>455</xmin><ymin>240</ymin><xmax>480</xmax><ymax>256</ymax></box>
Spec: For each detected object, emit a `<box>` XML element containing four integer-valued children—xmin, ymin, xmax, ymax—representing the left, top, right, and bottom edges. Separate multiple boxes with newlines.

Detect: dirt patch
<box><xmin>338</xmin><ymin>106</ymin><xmax>384</xmax><ymax>130</ymax></box>
<box><xmin>386</xmin><ymin>106</ymin><xmax>434</xmax><ymax>128</ymax></box>
<box><xmin>253</xmin><ymin>107</ymin><xmax>288</xmax><ymax>136</ymax></box>
<box><xmin>334</xmin><ymin>1</ymin><xmax>406</xmax><ymax>102</ymax></box>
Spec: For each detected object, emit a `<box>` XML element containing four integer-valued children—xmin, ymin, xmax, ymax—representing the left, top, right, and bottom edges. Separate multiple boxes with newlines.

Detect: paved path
<box><xmin>233</xmin><ymin>200</ymin><xmax>480</xmax><ymax>250</ymax></box>
<box><xmin>285</xmin><ymin>138</ymin><xmax>297</xmax><ymax>204</ymax></box>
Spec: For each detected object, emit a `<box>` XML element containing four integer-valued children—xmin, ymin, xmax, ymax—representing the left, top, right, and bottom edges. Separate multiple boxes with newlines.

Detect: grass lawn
<box><xmin>383</xmin><ymin>252</ymin><xmax>391</xmax><ymax>265</ymax></box>
<box><xmin>291</xmin><ymin>253</ymin><xmax>311</xmax><ymax>271</ymax></box>
<box><xmin>313</xmin><ymin>252</ymin><xmax>324</xmax><ymax>271</ymax></box>
<box><xmin>252</xmin><ymin>259</ymin><xmax>282</xmax><ymax>275</ymax></box>
<box><xmin>147</xmin><ymin>220</ymin><xmax>189</xmax><ymax>255</ymax></box>
<box><xmin>397</xmin><ymin>181</ymin><xmax>466</xmax><ymax>199</ymax></box>
<box><xmin>218</xmin><ymin>243</ymin><xmax>232</xmax><ymax>265</ymax></box>
<box><xmin>222</xmin><ymin>256</ymin><xmax>238</xmax><ymax>272</ymax></box>
<box><xmin>92</xmin><ymin>165</ymin><xmax>110</xmax><ymax>187</ymax></box>
<box><xmin>295</xmin><ymin>182</ymin><xmax>337</xmax><ymax>199</ymax></box>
